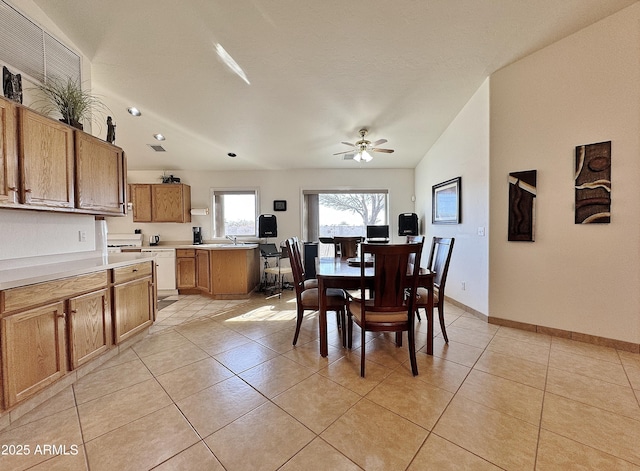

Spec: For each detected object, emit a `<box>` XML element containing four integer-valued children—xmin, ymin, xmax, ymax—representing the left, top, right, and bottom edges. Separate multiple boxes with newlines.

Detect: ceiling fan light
<box><xmin>353</xmin><ymin>152</ymin><xmax>362</xmax><ymax>162</ymax></box>
<box><xmin>361</xmin><ymin>150</ymin><xmax>373</xmax><ymax>162</ymax></box>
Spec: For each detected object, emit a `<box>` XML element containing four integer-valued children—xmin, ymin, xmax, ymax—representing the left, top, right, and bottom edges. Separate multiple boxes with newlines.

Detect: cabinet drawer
<box><xmin>176</xmin><ymin>249</ymin><xmax>195</xmax><ymax>257</ymax></box>
<box><xmin>1</xmin><ymin>271</ymin><xmax>108</xmax><ymax>314</ymax></box>
<box><xmin>112</xmin><ymin>262</ymin><xmax>153</xmax><ymax>284</ymax></box>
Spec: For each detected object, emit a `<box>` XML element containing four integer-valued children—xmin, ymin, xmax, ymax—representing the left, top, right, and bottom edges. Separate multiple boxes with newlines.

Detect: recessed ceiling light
<box><xmin>127</xmin><ymin>107</ymin><xmax>141</xmax><ymax>116</ymax></box>
<box><xmin>153</xmin><ymin>133</ymin><xmax>165</xmax><ymax>141</ymax></box>
<box><xmin>227</xmin><ymin>152</ymin><xmax>237</xmax><ymax>158</ymax></box>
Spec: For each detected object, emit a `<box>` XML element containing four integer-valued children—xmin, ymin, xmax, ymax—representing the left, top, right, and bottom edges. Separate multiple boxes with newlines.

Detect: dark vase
<box><xmin>59</xmin><ymin>118</ymin><xmax>83</xmax><ymax>130</ymax></box>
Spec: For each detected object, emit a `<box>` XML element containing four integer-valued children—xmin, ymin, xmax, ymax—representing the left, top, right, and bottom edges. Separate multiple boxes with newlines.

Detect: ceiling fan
<box><xmin>333</xmin><ymin>128</ymin><xmax>394</xmax><ymax>162</ymax></box>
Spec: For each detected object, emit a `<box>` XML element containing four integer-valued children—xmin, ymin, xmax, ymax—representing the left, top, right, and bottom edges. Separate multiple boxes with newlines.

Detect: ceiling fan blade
<box><xmin>372</xmin><ymin>138</ymin><xmax>387</xmax><ymax>146</ymax></box>
<box><xmin>333</xmin><ymin>150</ymin><xmax>356</xmax><ymax>155</ymax></box>
<box><xmin>371</xmin><ymin>148</ymin><xmax>394</xmax><ymax>153</ymax></box>
<box><xmin>340</xmin><ymin>141</ymin><xmax>356</xmax><ymax>147</ymax></box>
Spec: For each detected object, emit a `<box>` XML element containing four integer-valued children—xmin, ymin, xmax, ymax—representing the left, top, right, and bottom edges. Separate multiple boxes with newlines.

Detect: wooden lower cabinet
<box><xmin>176</xmin><ymin>249</ymin><xmax>196</xmax><ymax>289</ymax></box>
<box><xmin>113</xmin><ymin>276</ymin><xmax>153</xmax><ymax>344</ymax></box>
<box><xmin>68</xmin><ymin>288</ymin><xmax>111</xmax><ymax>369</ymax></box>
<box><xmin>0</xmin><ymin>260</ymin><xmax>156</xmax><ymax>412</ymax></box>
<box><xmin>1</xmin><ymin>301</ymin><xmax>67</xmax><ymax>408</ymax></box>
<box><xmin>196</xmin><ymin>249</ymin><xmax>211</xmax><ymax>293</ymax></box>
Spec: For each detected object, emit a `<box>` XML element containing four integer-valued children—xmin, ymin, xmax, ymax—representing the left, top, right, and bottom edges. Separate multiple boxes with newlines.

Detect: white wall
<box><xmin>0</xmin><ymin>0</ymin><xmax>99</xmax><ymax>264</ymax></box>
<box><xmin>489</xmin><ymin>4</ymin><xmax>640</xmax><ymax>343</ymax></box>
<box><xmin>414</xmin><ymin>80</ymin><xmax>490</xmax><ymax>315</ymax></box>
<box><xmin>106</xmin><ymin>168</ymin><xmax>416</xmax><ymax>245</ymax></box>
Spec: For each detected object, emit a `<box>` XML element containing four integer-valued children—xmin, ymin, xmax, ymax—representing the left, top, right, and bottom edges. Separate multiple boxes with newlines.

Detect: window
<box><xmin>303</xmin><ymin>190</ymin><xmax>388</xmax><ymax>241</ymax></box>
<box><xmin>212</xmin><ymin>189</ymin><xmax>258</xmax><ymax>237</ymax></box>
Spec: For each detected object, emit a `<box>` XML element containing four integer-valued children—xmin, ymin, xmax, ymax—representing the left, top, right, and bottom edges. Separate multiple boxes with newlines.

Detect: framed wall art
<box><xmin>273</xmin><ymin>200</ymin><xmax>287</xmax><ymax>211</ymax></box>
<box><xmin>508</xmin><ymin>170</ymin><xmax>537</xmax><ymax>241</ymax></box>
<box><xmin>575</xmin><ymin>141</ymin><xmax>611</xmax><ymax>224</ymax></box>
<box><xmin>432</xmin><ymin>177</ymin><xmax>461</xmax><ymax>224</ymax></box>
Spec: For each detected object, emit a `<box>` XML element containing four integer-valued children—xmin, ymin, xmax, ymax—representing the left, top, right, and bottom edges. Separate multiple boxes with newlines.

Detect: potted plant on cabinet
<box><xmin>34</xmin><ymin>77</ymin><xmax>107</xmax><ymax>130</ymax></box>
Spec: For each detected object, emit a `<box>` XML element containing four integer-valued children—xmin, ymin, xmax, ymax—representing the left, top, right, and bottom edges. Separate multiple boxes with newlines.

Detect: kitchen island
<box><xmin>173</xmin><ymin>243</ymin><xmax>260</xmax><ymax>299</ymax></box>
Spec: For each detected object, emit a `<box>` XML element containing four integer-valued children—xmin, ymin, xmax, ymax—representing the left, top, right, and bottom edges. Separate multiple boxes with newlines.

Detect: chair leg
<box><xmin>340</xmin><ymin>310</ymin><xmax>347</xmax><ymax>347</ymax></box>
<box><xmin>292</xmin><ymin>306</ymin><xmax>304</xmax><ymax>345</ymax></box>
<box><xmin>415</xmin><ymin>309</ymin><xmax>421</xmax><ymax>321</ymax></box>
<box><xmin>395</xmin><ymin>331</ymin><xmax>402</xmax><ymax>347</ymax></box>
<box><xmin>347</xmin><ymin>313</ymin><xmax>353</xmax><ymax>349</ymax></box>
<box><xmin>438</xmin><ymin>304</ymin><xmax>449</xmax><ymax>343</ymax></box>
<box><xmin>360</xmin><ymin>327</ymin><xmax>366</xmax><ymax>377</ymax></box>
<box><xmin>408</xmin><ymin>325</ymin><xmax>418</xmax><ymax>376</ymax></box>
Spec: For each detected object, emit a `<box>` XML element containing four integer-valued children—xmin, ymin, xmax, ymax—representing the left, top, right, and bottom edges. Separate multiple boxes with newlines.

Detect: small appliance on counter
<box><xmin>149</xmin><ymin>235</ymin><xmax>160</xmax><ymax>246</ymax></box>
<box><xmin>193</xmin><ymin>226</ymin><xmax>203</xmax><ymax>245</ymax></box>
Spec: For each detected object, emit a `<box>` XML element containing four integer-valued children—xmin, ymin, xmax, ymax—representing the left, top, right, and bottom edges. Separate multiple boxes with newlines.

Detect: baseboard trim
<box><xmin>444</xmin><ymin>296</ymin><xmax>639</xmax><ymax>354</ymax></box>
<box><xmin>488</xmin><ymin>316</ymin><xmax>640</xmax><ymax>354</ymax></box>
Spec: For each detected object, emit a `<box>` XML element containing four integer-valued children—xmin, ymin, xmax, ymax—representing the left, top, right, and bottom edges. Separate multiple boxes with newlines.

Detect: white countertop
<box><xmin>0</xmin><ymin>253</ymin><xmax>156</xmax><ymax>290</ymax></box>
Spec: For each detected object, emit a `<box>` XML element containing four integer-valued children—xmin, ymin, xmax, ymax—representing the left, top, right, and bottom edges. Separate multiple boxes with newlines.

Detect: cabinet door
<box><xmin>75</xmin><ymin>132</ymin><xmax>126</xmax><ymax>215</ymax></box>
<box><xmin>68</xmin><ymin>289</ymin><xmax>111</xmax><ymax>369</ymax></box>
<box><xmin>2</xmin><ymin>302</ymin><xmax>67</xmax><ymax>407</ymax></box>
<box><xmin>0</xmin><ymin>96</ymin><xmax>19</xmax><ymax>205</ymax></box>
<box><xmin>196</xmin><ymin>250</ymin><xmax>211</xmax><ymax>293</ymax></box>
<box><xmin>130</xmin><ymin>183</ymin><xmax>152</xmax><ymax>222</ymax></box>
<box><xmin>113</xmin><ymin>277</ymin><xmax>153</xmax><ymax>344</ymax></box>
<box><xmin>176</xmin><ymin>256</ymin><xmax>196</xmax><ymax>289</ymax></box>
<box><xmin>18</xmin><ymin>108</ymin><xmax>74</xmax><ymax>208</ymax></box>
<box><xmin>152</xmin><ymin>184</ymin><xmax>191</xmax><ymax>222</ymax></box>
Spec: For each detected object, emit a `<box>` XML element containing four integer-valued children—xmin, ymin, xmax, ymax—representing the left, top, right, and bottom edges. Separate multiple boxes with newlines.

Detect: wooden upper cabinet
<box><xmin>130</xmin><ymin>183</ymin><xmax>152</xmax><ymax>222</ymax></box>
<box><xmin>152</xmin><ymin>184</ymin><xmax>191</xmax><ymax>223</ymax></box>
<box><xmin>18</xmin><ymin>107</ymin><xmax>74</xmax><ymax>209</ymax></box>
<box><xmin>75</xmin><ymin>132</ymin><xmax>126</xmax><ymax>215</ymax></box>
<box><xmin>0</xmin><ymin>96</ymin><xmax>19</xmax><ymax>205</ymax></box>
<box><xmin>130</xmin><ymin>183</ymin><xmax>191</xmax><ymax>223</ymax></box>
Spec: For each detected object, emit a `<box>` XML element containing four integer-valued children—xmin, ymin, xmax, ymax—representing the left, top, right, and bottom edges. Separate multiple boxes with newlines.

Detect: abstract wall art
<box><xmin>508</xmin><ymin>170</ymin><xmax>537</xmax><ymax>241</ymax></box>
<box><xmin>575</xmin><ymin>141</ymin><xmax>611</xmax><ymax>224</ymax></box>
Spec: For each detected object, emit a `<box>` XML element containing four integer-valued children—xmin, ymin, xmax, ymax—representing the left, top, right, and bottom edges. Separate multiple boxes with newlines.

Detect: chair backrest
<box><xmin>427</xmin><ymin>237</ymin><xmax>455</xmax><ymax>291</ymax></box>
<box><xmin>406</xmin><ymin>235</ymin><xmax>424</xmax><ymax>244</ymax></box>
<box><xmin>334</xmin><ymin>236</ymin><xmax>363</xmax><ymax>258</ymax></box>
<box><xmin>285</xmin><ymin>238</ymin><xmax>305</xmax><ymax>296</ymax></box>
<box><xmin>360</xmin><ymin>242</ymin><xmax>423</xmax><ymax>312</ymax></box>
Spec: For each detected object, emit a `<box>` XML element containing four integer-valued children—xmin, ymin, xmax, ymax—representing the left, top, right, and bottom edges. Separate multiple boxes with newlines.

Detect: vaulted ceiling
<box><xmin>32</xmin><ymin>0</ymin><xmax>636</xmax><ymax>171</ymax></box>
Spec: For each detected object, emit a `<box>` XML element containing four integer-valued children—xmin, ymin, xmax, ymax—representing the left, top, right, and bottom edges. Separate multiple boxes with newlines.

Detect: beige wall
<box><xmin>489</xmin><ymin>4</ymin><xmax>640</xmax><ymax>343</ymax></box>
<box><xmin>414</xmin><ymin>79</ymin><xmax>490</xmax><ymax>315</ymax></box>
<box><xmin>106</xmin><ymin>168</ymin><xmax>416</xmax><ymax>245</ymax></box>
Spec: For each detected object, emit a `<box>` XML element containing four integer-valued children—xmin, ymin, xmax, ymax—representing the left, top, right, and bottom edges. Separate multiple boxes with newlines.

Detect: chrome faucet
<box><xmin>226</xmin><ymin>235</ymin><xmax>237</xmax><ymax>245</ymax></box>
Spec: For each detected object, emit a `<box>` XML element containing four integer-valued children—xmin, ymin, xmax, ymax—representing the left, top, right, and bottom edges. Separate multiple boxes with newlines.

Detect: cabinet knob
<box><xmin>8</xmin><ymin>186</ymin><xmax>18</xmax><ymax>192</ymax></box>
<box><xmin>133</xmin><ymin>268</ymin><xmax>138</xmax><ymax>272</ymax></box>
<box><xmin>57</xmin><ymin>312</ymin><xmax>66</xmax><ymax>319</ymax></box>
<box><xmin>70</xmin><ymin>309</ymin><xmax>77</xmax><ymax>314</ymax></box>
<box><xmin>25</xmin><ymin>188</ymin><xmax>32</xmax><ymax>193</ymax></box>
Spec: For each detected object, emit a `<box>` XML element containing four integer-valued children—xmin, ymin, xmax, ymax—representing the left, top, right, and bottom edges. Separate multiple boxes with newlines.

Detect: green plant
<box><xmin>34</xmin><ymin>77</ymin><xmax>107</xmax><ymax>129</ymax></box>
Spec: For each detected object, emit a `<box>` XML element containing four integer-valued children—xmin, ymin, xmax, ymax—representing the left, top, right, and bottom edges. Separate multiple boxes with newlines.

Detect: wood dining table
<box><xmin>316</xmin><ymin>256</ymin><xmax>435</xmax><ymax>357</ymax></box>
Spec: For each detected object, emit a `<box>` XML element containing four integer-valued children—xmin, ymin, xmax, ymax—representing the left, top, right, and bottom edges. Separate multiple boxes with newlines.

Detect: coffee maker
<box><xmin>192</xmin><ymin>226</ymin><xmax>203</xmax><ymax>245</ymax></box>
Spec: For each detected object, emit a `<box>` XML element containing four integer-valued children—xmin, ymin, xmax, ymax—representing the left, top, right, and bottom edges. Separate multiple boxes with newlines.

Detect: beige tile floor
<box><xmin>1</xmin><ymin>291</ymin><xmax>640</xmax><ymax>470</ymax></box>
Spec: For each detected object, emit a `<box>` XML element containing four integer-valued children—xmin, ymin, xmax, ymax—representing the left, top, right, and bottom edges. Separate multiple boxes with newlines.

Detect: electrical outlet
<box><xmin>79</xmin><ymin>230</ymin><xmax>87</xmax><ymax>242</ymax></box>
<box><xmin>477</xmin><ymin>227</ymin><xmax>485</xmax><ymax>236</ymax></box>
<box><xmin>461</xmin><ymin>281</ymin><xmax>466</xmax><ymax>290</ymax></box>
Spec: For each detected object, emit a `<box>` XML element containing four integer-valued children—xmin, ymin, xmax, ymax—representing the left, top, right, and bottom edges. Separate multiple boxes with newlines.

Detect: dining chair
<box><xmin>285</xmin><ymin>238</ymin><xmax>347</xmax><ymax>346</ymax></box>
<box><xmin>415</xmin><ymin>237</ymin><xmax>455</xmax><ymax>343</ymax></box>
<box><xmin>333</xmin><ymin>236</ymin><xmax>363</xmax><ymax>258</ymax></box>
<box><xmin>347</xmin><ymin>241</ymin><xmax>424</xmax><ymax>377</ymax></box>
<box><xmin>289</xmin><ymin>237</ymin><xmax>318</xmax><ymax>289</ymax></box>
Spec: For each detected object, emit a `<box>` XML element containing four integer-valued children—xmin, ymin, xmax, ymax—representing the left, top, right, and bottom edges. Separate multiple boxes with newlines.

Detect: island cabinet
<box><xmin>18</xmin><ymin>106</ymin><xmax>75</xmax><ymax>209</ymax></box>
<box><xmin>129</xmin><ymin>183</ymin><xmax>191</xmax><ymax>223</ymax></box>
<box><xmin>111</xmin><ymin>261</ymin><xmax>155</xmax><ymax>344</ymax></box>
<box><xmin>75</xmin><ymin>132</ymin><xmax>126</xmax><ymax>215</ymax></box>
<box><xmin>176</xmin><ymin>249</ymin><xmax>196</xmax><ymax>290</ymax></box>
<box><xmin>210</xmin><ymin>249</ymin><xmax>260</xmax><ymax>298</ymax></box>
<box><xmin>0</xmin><ymin>97</ymin><xmax>18</xmax><ymax>205</ymax></box>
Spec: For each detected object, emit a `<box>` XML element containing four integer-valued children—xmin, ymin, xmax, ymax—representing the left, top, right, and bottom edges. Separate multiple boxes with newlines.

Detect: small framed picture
<box><xmin>432</xmin><ymin>177</ymin><xmax>461</xmax><ymax>224</ymax></box>
<box><xmin>273</xmin><ymin>200</ymin><xmax>287</xmax><ymax>211</ymax></box>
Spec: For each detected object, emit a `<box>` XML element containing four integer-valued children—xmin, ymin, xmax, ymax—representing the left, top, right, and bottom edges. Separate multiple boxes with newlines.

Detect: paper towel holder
<box><xmin>190</xmin><ymin>208</ymin><xmax>209</xmax><ymax>216</ymax></box>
